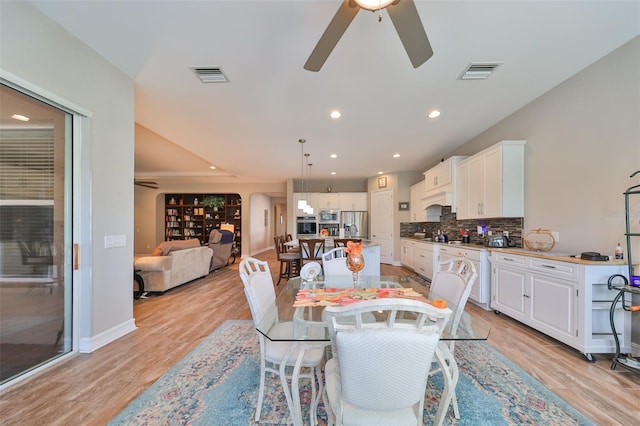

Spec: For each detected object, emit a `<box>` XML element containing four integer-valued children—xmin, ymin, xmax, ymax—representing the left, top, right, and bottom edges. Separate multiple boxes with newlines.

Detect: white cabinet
<box><xmin>414</xmin><ymin>243</ymin><xmax>434</xmax><ymax>280</ymax></box>
<box><xmin>491</xmin><ymin>251</ymin><xmax>630</xmax><ymax>359</ymax></box>
<box><xmin>424</xmin><ymin>156</ymin><xmax>467</xmax><ymax>193</ymax></box>
<box><xmin>457</xmin><ymin>140</ymin><xmax>526</xmax><ymax>220</ymax></box>
<box><xmin>339</xmin><ymin>192</ymin><xmax>367</xmax><ymax>211</ymax></box>
<box><xmin>409</xmin><ymin>181</ymin><xmax>425</xmax><ymax>222</ymax></box>
<box><xmin>401</xmin><ymin>239</ymin><xmax>416</xmax><ymax>270</ymax></box>
<box><xmin>294</xmin><ymin>192</ymin><xmax>319</xmax><ymax>216</ymax></box>
<box><xmin>317</xmin><ymin>193</ymin><xmax>340</xmax><ymax>210</ymax></box>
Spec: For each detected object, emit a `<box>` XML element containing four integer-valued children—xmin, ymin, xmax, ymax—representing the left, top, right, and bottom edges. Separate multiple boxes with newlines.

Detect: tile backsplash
<box><xmin>400</xmin><ymin>206</ymin><xmax>524</xmax><ymax>247</ymax></box>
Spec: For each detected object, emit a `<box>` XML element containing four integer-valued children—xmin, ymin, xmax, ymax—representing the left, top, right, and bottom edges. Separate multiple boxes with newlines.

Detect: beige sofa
<box><xmin>134</xmin><ymin>239</ymin><xmax>213</xmax><ymax>293</ymax></box>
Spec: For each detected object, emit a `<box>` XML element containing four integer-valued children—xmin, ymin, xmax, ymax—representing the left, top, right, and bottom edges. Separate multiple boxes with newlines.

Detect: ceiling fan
<box><xmin>134</xmin><ymin>180</ymin><xmax>159</xmax><ymax>189</ymax></box>
<box><xmin>304</xmin><ymin>0</ymin><xmax>433</xmax><ymax>72</ymax></box>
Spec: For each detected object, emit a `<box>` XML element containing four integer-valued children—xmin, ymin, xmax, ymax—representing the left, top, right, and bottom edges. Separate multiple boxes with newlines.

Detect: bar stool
<box><xmin>274</xmin><ymin>235</ymin><xmax>301</xmax><ymax>286</ymax></box>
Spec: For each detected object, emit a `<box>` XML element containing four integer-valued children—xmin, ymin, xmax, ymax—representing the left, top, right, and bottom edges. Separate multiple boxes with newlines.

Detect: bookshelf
<box><xmin>164</xmin><ymin>193</ymin><xmax>242</xmax><ymax>254</ymax></box>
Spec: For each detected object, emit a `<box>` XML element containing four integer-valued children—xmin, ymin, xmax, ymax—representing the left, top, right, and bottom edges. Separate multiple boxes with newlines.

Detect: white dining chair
<box><xmin>322</xmin><ymin>298</ymin><xmax>452</xmax><ymax>426</ymax></box>
<box><xmin>239</xmin><ymin>257</ymin><xmax>325</xmax><ymax>424</ymax></box>
<box><xmin>429</xmin><ymin>257</ymin><xmax>478</xmax><ymax>422</ymax></box>
<box><xmin>321</xmin><ymin>247</ymin><xmax>351</xmax><ymax>276</ymax></box>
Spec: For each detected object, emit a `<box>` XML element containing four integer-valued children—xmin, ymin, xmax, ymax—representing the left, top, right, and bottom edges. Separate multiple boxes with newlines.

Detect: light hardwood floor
<box><xmin>1</xmin><ymin>249</ymin><xmax>638</xmax><ymax>425</ymax></box>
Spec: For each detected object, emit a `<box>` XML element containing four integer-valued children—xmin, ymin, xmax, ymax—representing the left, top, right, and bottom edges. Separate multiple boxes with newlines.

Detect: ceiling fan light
<box><xmin>355</xmin><ymin>0</ymin><xmax>395</xmax><ymax>11</ymax></box>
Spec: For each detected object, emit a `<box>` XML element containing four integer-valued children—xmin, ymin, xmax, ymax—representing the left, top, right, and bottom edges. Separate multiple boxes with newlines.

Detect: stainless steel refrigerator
<box><xmin>340</xmin><ymin>211</ymin><xmax>368</xmax><ymax>239</ymax></box>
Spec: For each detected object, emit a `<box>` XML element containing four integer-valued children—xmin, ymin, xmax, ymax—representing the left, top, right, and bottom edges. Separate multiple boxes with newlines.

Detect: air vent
<box><xmin>458</xmin><ymin>62</ymin><xmax>502</xmax><ymax>80</ymax></box>
<box><xmin>191</xmin><ymin>67</ymin><xmax>229</xmax><ymax>83</ymax></box>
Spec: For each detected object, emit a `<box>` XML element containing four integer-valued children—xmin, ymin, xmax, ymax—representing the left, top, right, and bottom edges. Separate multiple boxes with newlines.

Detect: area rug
<box><xmin>109</xmin><ymin>320</ymin><xmax>594</xmax><ymax>426</ymax></box>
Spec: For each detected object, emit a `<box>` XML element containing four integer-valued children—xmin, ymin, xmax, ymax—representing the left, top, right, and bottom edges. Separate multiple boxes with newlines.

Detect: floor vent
<box><xmin>458</xmin><ymin>62</ymin><xmax>502</xmax><ymax>80</ymax></box>
<box><xmin>191</xmin><ymin>67</ymin><xmax>229</xmax><ymax>83</ymax></box>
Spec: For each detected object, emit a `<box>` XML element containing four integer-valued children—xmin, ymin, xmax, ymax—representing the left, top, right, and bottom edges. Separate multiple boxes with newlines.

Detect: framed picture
<box><xmin>377</xmin><ymin>176</ymin><xmax>387</xmax><ymax>188</ymax></box>
<box><xmin>264</xmin><ymin>209</ymin><xmax>269</xmax><ymax>227</ymax></box>
<box><xmin>399</xmin><ymin>202</ymin><xmax>409</xmax><ymax>211</ymax></box>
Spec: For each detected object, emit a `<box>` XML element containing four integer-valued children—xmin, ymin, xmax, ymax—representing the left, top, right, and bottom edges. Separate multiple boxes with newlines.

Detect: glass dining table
<box><xmin>255</xmin><ymin>275</ymin><xmax>492</xmax><ymax>426</ymax></box>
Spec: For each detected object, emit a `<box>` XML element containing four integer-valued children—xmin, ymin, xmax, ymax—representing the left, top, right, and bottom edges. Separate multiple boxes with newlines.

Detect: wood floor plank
<box><xmin>0</xmin><ymin>249</ymin><xmax>638</xmax><ymax>425</ymax></box>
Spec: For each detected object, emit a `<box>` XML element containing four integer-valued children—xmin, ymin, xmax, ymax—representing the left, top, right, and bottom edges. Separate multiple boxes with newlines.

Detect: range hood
<box><xmin>420</xmin><ymin>191</ymin><xmax>453</xmax><ymax>222</ymax></box>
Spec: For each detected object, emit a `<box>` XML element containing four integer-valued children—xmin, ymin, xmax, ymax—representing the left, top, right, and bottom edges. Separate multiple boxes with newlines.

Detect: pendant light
<box><xmin>304</xmin><ymin>160</ymin><xmax>314</xmax><ymax>215</ymax></box>
<box><xmin>297</xmin><ymin>139</ymin><xmax>308</xmax><ymax>210</ymax></box>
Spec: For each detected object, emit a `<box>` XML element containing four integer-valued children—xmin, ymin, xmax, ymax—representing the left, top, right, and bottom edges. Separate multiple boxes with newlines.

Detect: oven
<box><xmin>296</xmin><ymin>216</ymin><xmax>318</xmax><ymax>236</ymax></box>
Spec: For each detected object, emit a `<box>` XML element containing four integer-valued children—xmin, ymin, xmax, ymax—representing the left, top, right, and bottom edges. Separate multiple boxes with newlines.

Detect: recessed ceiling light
<box><xmin>11</xmin><ymin>114</ymin><xmax>30</xmax><ymax>122</ymax></box>
<box><xmin>393</xmin><ymin>154</ymin><xmax>400</xmax><ymax>158</ymax></box>
<box><xmin>330</xmin><ymin>153</ymin><xmax>337</xmax><ymax>158</ymax></box>
<box><xmin>378</xmin><ymin>171</ymin><xmax>384</xmax><ymax>175</ymax></box>
<box><xmin>330</xmin><ymin>171</ymin><xmax>336</xmax><ymax>175</ymax></box>
<box><xmin>330</xmin><ymin>110</ymin><xmax>341</xmax><ymax>119</ymax></box>
<box><xmin>209</xmin><ymin>166</ymin><xmax>216</xmax><ymax>170</ymax></box>
<box><xmin>428</xmin><ymin>110</ymin><xmax>440</xmax><ymax>119</ymax></box>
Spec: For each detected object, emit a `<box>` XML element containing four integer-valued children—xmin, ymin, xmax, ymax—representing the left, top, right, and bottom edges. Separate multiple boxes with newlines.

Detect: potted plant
<box><xmin>203</xmin><ymin>196</ymin><xmax>225</xmax><ymax>211</ymax></box>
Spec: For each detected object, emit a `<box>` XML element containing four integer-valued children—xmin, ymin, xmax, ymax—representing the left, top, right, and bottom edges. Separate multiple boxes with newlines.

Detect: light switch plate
<box><xmin>105</xmin><ymin>235</ymin><xmax>126</xmax><ymax>248</ymax></box>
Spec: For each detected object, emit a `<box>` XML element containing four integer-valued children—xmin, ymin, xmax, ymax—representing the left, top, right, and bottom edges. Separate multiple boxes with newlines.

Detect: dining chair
<box><xmin>332</xmin><ymin>238</ymin><xmax>362</xmax><ymax>248</ymax></box>
<box><xmin>274</xmin><ymin>235</ymin><xmax>301</xmax><ymax>286</ymax></box>
<box><xmin>321</xmin><ymin>247</ymin><xmax>350</xmax><ymax>276</ymax></box>
<box><xmin>429</xmin><ymin>257</ymin><xmax>478</xmax><ymax>422</ymax></box>
<box><xmin>299</xmin><ymin>238</ymin><xmax>325</xmax><ymax>265</ymax></box>
<box><xmin>322</xmin><ymin>298</ymin><xmax>452</xmax><ymax>426</ymax></box>
<box><xmin>239</xmin><ymin>257</ymin><xmax>325</xmax><ymax>424</ymax></box>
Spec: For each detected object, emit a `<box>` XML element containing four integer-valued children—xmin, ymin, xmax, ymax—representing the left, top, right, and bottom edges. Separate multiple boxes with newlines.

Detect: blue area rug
<box><xmin>109</xmin><ymin>320</ymin><xmax>594</xmax><ymax>425</ymax></box>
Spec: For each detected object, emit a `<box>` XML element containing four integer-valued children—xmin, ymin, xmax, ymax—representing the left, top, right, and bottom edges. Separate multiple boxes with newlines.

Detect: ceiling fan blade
<box><xmin>386</xmin><ymin>0</ymin><xmax>433</xmax><ymax>68</ymax></box>
<box><xmin>304</xmin><ymin>0</ymin><xmax>360</xmax><ymax>72</ymax></box>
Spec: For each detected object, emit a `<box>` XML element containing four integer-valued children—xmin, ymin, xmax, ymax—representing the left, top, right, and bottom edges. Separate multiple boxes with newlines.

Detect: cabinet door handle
<box><xmin>503</xmin><ymin>257</ymin><xmax>514</xmax><ymax>262</ymax></box>
<box><xmin>523</xmin><ymin>294</ymin><xmax>530</xmax><ymax>298</ymax></box>
<box><xmin>541</xmin><ymin>264</ymin><xmax>556</xmax><ymax>269</ymax></box>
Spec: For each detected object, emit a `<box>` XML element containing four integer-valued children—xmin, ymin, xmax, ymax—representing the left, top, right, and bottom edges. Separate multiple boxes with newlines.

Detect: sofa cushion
<box><xmin>152</xmin><ymin>239</ymin><xmax>201</xmax><ymax>256</ymax></box>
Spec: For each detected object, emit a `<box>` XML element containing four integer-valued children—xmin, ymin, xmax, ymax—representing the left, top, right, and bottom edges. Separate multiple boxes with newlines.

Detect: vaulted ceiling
<box><xmin>31</xmin><ymin>0</ymin><xmax>640</xmax><ymax>185</ymax></box>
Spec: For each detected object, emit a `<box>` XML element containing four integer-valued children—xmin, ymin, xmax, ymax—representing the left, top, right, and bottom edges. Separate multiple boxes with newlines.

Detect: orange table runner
<box><xmin>293</xmin><ymin>287</ymin><xmax>446</xmax><ymax>308</ymax></box>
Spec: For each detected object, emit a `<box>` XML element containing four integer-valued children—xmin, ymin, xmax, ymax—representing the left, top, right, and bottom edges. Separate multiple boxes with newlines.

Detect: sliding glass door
<box><xmin>0</xmin><ymin>83</ymin><xmax>73</xmax><ymax>384</ymax></box>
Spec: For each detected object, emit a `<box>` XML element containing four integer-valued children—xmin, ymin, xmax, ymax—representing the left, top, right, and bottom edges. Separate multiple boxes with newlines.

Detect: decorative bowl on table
<box><xmin>524</xmin><ymin>229</ymin><xmax>555</xmax><ymax>252</ymax></box>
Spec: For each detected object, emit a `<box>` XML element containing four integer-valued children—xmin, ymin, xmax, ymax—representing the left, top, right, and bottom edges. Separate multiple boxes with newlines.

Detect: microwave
<box><xmin>319</xmin><ymin>210</ymin><xmax>339</xmax><ymax>222</ymax></box>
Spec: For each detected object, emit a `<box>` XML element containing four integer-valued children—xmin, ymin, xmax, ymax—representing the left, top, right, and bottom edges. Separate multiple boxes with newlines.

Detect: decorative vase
<box><xmin>346</xmin><ymin>253</ymin><xmax>365</xmax><ymax>286</ymax></box>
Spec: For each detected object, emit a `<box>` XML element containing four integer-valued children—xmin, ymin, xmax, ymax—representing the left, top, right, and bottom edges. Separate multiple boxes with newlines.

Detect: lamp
<box><xmin>304</xmin><ymin>161</ymin><xmax>314</xmax><ymax>215</ymax></box>
<box><xmin>297</xmin><ymin>139</ymin><xmax>308</xmax><ymax>210</ymax></box>
<box><xmin>354</xmin><ymin>0</ymin><xmax>394</xmax><ymax>12</ymax></box>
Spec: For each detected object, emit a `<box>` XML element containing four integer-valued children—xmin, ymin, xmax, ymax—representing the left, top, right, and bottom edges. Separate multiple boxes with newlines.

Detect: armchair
<box><xmin>207</xmin><ymin>229</ymin><xmax>235</xmax><ymax>272</ymax></box>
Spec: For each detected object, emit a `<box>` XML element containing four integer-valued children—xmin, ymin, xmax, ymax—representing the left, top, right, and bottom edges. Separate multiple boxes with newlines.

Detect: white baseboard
<box><xmin>79</xmin><ymin>318</ymin><xmax>137</xmax><ymax>353</ymax></box>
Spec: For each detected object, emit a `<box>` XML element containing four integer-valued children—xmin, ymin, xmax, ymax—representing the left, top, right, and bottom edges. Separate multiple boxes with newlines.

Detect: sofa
<box><xmin>134</xmin><ymin>239</ymin><xmax>213</xmax><ymax>293</ymax></box>
<box><xmin>207</xmin><ymin>229</ymin><xmax>235</xmax><ymax>272</ymax></box>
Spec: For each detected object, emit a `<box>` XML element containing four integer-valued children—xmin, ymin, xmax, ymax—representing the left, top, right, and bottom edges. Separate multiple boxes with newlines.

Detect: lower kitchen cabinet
<box><xmin>438</xmin><ymin>245</ymin><xmax>491</xmax><ymax>310</ymax></box>
<box><xmin>491</xmin><ymin>251</ymin><xmax>630</xmax><ymax>360</ymax></box>
<box><xmin>401</xmin><ymin>239</ymin><xmax>416</xmax><ymax>271</ymax></box>
<box><xmin>414</xmin><ymin>243</ymin><xmax>434</xmax><ymax>280</ymax></box>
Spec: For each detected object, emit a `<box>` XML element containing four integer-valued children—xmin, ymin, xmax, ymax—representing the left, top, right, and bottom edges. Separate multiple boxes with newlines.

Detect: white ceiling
<box><xmin>31</xmin><ymin>0</ymin><xmax>640</xmax><ymax>185</ymax></box>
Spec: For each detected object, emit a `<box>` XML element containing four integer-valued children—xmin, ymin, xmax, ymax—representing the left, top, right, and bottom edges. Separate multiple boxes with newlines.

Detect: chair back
<box><xmin>273</xmin><ymin>235</ymin><xmax>286</xmax><ymax>260</ymax></box>
<box><xmin>239</xmin><ymin>257</ymin><xmax>276</xmax><ymax>327</ymax></box>
<box><xmin>323</xmin><ymin>299</ymin><xmax>451</xmax><ymax>418</ymax></box>
<box><xmin>333</xmin><ymin>238</ymin><xmax>362</xmax><ymax>248</ymax></box>
<box><xmin>430</xmin><ymin>257</ymin><xmax>478</xmax><ymax>341</ymax></box>
<box><xmin>321</xmin><ymin>247</ymin><xmax>350</xmax><ymax>276</ymax></box>
<box><xmin>299</xmin><ymin>238</ymin><xmax>325</xmax><ymax>262</ymax></box>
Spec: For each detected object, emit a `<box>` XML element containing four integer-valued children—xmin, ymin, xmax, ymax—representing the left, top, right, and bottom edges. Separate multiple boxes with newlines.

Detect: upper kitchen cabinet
<box><xmin>410</xmin><ymin>181</ymin><xmax>426</xmax><ymax>222</ymax></box>
<box><xmin>339</xmin><ymin>192</ymin><xmax>368</xmax><ymax>211</ymax></box>
<box><xmin>457</xmin><ymin>140</ymin><xmax>526</xmax><ymax>220</ymax></box>
<box><xmin>424</xmin><ymin>156</ymin><xmax>467</xmax><ymax>193</ymax></box>
<box><xmin>421</xmin><ymin>156</ymin><xmax>467</xmax><ymax>213</ymax></box>
<box><xmin>317</xmin><ymin>193</ymin><xmax>340</xmax><ymax>211</ymax></box>
<box><xmin>294</xmin><ymin>192</ymin><xmax>319</xmax><ymax>216</ymax></box>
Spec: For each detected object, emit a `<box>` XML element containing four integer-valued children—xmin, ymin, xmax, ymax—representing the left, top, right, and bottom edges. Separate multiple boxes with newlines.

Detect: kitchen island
<box><xmin>288</xmin><ymin>238</ymin><xmax>381</xmax><ymax>276</ymax></box>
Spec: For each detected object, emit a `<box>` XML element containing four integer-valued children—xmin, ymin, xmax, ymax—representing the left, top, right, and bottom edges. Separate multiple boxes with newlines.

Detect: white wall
<box><xmin>1</xmin><ymin>2</ymin><xmax>135</xmax><ymax>348</ymax></box>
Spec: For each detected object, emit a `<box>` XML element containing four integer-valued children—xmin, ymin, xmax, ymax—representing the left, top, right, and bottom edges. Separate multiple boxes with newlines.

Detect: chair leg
<box><xmin>277</xmin><ymin>260</ymin><xmax>285</xmax><ymax>286</ymax></box>
<box><xmin>255</xmin><ymin>358</ymin><xmax>267</xmax><ymax>421</ymax></box>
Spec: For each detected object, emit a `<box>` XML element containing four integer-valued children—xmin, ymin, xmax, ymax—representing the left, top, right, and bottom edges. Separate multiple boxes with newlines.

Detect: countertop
<box><xmin>401</xmin><ymin>237</ymin><xmax>628</xmax><ymax>266</ymax></box>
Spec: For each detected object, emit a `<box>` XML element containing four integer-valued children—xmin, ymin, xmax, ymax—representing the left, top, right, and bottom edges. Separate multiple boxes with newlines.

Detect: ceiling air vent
<box><xmin>458</xmin><ymin>62</ymin><xmax>502</xmax><ymax>80</ymax></box>
<box><xmin>191</xmin><ymin>67</ymin><xmax>229</xmax><ymax>83</ymax></box>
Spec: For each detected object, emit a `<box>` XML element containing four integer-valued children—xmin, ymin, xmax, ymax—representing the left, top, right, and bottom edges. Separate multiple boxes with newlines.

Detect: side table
<box><xmin>607</xmin><ymin>274</ymin><xmax>640</xmax><ymax>372</ymax></box>
<box><xmin>134</xmin><ymin>268</ymin><xmax>145</xmax><ymax>300</ymax></box>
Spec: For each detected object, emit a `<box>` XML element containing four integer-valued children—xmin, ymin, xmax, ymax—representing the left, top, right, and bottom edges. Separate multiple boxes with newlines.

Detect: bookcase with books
<box><xmin>164</xmin><ymin>193</ymin><xmax>242</xmax><ymax>255</ymax></box>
